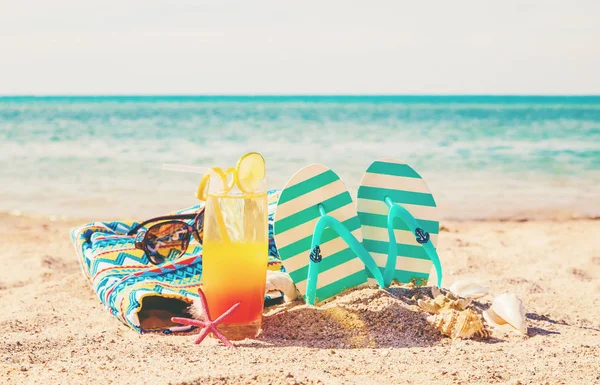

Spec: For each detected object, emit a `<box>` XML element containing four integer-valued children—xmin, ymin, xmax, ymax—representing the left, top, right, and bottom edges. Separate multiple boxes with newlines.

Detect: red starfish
<box><xmin>171</xmin><ymin>288</ymin><xmax>240</xmax><ymax>348</ymax></box>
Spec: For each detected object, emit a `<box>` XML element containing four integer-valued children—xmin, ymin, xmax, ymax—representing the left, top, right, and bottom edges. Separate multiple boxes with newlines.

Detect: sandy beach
<box><xmin>1</xmin><ymin>212</ymin><xmax>598</xmax><ymax>385</ymax></box>
<box><xmin>3</xmin><ymin>0</ymin><xmax>600</xmax><ymax>382</ymax></box>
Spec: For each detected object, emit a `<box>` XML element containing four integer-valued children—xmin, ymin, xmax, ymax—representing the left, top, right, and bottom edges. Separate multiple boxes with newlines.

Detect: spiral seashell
<box><xmin>418</xmin><ymin>286</ymin><xmax>472</xmax><ymax>315</ymax></box>
<box><xmin>427</xmin><ymin>308</ymin><xmax>491</xmax><ymax>340</ymax></box>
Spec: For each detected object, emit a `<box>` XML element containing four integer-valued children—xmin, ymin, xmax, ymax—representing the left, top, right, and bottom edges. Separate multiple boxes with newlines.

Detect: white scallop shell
<box><xmin>483</xmin><ymin>293</ymin><xmax>527</xmax><ymax>334</ymax></box>
<box><xmin>448</xmin><ymin>280</ymin><xmax>489</xmax><ymax>299</ymax></box>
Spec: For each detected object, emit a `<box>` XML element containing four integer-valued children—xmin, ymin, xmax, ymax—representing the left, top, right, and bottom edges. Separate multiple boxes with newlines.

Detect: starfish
<box><xmin>171</xmin><ymin>288</ymin><xmax>240</xmax><ymax>348</ymax></box>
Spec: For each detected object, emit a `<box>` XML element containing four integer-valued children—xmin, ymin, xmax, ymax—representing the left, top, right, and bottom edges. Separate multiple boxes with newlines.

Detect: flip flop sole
<box><xmin>357</xmin><ymin>158</ymin><xmax>440</xmax><ymax>284</ymax></box>
<box><xmin>274</xmin><ymin>164</ymin><xmax>368</xmax><ymax>303</ymax></box>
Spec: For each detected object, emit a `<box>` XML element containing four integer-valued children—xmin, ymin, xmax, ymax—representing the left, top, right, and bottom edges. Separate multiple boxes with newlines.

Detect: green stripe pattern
<box><xmin>274</xmin><ymin>165</ymin><xmax>368</xmax><ymax>303</ymax></box>
<box><xmin>313</xmin><ymin>271</ymin><xmax>367</xmax><ymax>303</ymax></box>
<box><xmin>358</xmin><ymin>213</ymin><xmax>439</xmax><ymax>234</ymax></box>
<box><xmin>357</xmin><ymin>160</ymin><xmax>439</xmax><ymax>283</ymax></box>
<box><xmin>366</xmin><ymin>162</ymin><xmax>422</xmax><ymax>178</ymax></box>
<box><xmin>277</xmin><ymin>170</ymin><xmax>340</xmax><ymax>205</ymax></box>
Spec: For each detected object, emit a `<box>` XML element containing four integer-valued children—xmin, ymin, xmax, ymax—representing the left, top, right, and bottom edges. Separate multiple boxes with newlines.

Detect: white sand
<box><xmin>1</xmin><ymin>214</ymin><xmax>599</xmax><ymax>384</ymax></box>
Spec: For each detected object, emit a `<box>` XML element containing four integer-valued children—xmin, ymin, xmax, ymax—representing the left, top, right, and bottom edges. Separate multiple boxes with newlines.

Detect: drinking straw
<box><xmin>162</xmin><ymin>164</ymin><xmax>208</xmax><ymax>174</ymax></box>
<box><xmin>212</xmin><ymin>193</ymin><xmax>231</xmax><ymax>243</ymax></box>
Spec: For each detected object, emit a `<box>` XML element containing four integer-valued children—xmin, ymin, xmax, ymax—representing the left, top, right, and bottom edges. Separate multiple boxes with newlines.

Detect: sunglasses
<box><xmin>127</xmin><ymin>209</ymin><xmax>205</xmax><ymax>265</ymax></box>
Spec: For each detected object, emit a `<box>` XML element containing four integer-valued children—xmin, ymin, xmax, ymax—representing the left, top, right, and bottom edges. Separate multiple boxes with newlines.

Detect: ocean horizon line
<box><xmin>2</xmin><ymin>94</ymin><xmax>600</xmax><ymax>104</ymax></box>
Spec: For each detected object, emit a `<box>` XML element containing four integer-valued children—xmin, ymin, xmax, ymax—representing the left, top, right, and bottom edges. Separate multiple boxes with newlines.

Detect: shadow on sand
<box><xmin>526</xmin><ymin>312</ymin><xmax>600</xmax><ymax>333</ymax></box>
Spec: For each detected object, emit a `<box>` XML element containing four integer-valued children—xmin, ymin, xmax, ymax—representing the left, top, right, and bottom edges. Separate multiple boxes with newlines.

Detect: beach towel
<box><xmin>71</xmin><ymin>190</ymin><xmax>283</xmax><ymax>333</ymax></box>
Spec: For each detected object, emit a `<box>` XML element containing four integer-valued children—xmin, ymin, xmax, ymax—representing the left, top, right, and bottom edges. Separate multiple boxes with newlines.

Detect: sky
<box><xmin>0</xmin><ymin>0</ymin><xmax>599</xmax><ymax>95</ymax></box>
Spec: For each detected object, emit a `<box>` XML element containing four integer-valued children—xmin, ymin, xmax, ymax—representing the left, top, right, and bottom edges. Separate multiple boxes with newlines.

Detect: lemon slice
<box><xmin>196</xmin><ymin>174</ymin><xmax>211</xmax><ymax>201</ymax></box>
<box><xmin>196</xmin><ymin>167</ymin><xmax>233</xmax><ymax>200</ymax></box>
<box><xmin>196</xmin><ymin>153</ymin><xmax>265</xmax><ymax>199</ymax></box>
<box><xmin>235</xmin><ymin>152</ymin><xmax>266</xmax><ymax>193</ymax></box>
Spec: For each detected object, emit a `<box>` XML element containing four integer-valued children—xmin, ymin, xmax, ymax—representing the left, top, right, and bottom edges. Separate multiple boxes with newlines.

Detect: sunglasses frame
<box><xmin>127</xmin><ymin>209</ymin><xmax>204</xmax><ymax>265</ymax></box>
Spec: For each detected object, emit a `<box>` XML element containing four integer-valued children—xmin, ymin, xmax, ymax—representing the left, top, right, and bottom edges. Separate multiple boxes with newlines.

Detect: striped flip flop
<box><xmin>274</xmin><ymin>164</ymin><xmax>384</xmax><ymax>305</ymax></box>
<box><xmin>357</xmin><ymin>158</ymin><xmax>442</xmax><ymax>287</ymax></box>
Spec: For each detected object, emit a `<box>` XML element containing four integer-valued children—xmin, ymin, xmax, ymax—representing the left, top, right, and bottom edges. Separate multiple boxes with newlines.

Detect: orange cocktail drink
<box><xmin>198</xmin><ymin>153</ymin><xmax>268</xmax><ymax>340</ymax></box>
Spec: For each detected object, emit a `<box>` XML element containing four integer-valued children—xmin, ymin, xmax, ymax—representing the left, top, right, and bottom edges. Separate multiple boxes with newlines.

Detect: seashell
<box><xmin>418</xmin><ymin>286</ymin><xmax>472</xmax><ymax>315</ymax></box>
<box><xmin>483</xmin><ymin>293</ymin><xmax>527</xmax><ymax>335</ymax></box>
<box><xmin>427</xmin><ymin>308</ymin><xmax>491</xmax><ymax>340</ymax></box>
<box><xmin>266</xmin><ymin>271</ymin><xmax>298</xmax><ymax>302</ymax></box>
<box><xmin>448</xmin><ymin>280</ymin><xmax>489</xmax><ymax>299</ymax></box>
<box><xmin>418</xmin><ymin>298</ymin><xmax>441</xmax><ymax>315</ymax></box>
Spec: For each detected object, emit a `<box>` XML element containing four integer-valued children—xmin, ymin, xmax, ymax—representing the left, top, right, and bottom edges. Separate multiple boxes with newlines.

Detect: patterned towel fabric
<box><xmin>71</xmin><ymin>190</ymin><xmax>283</xmax><ymax>334</ymax></box>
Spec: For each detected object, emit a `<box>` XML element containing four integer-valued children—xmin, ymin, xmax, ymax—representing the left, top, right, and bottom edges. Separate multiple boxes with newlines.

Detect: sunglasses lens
<box><xmin>192</xmin><ymin>209</ymin><xmax>205</xmax><ymax>245</ymax></box>
<box><xmin>144</xmin><ymin>222</ymin><xmax>189</xmax><ymax>264</ymax></box>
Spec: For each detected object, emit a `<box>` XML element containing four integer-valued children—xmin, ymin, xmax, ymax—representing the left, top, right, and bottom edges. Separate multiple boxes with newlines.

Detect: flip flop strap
<box><xmin>385</xmin><ymin>197</ymin><xmax>442</xmax><ymax>287</ymax></box>
<box><xmin>305</xmin><ymin>205</ymin><xmax>385</xmax><ymax>305</ymax></box>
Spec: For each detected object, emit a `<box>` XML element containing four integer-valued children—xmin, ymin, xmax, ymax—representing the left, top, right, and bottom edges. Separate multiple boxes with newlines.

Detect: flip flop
<box><xmin>357</xmin><ymin>158</ymin><xmax>442</xmax><ymax>287</ymax></box>
<box><xmin>274</xmin><ymin>164</ymin><xmax>384</xmax><ymax>305</ymax></box>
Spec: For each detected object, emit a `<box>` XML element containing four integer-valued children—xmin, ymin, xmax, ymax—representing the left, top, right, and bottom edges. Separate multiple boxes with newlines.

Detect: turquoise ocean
<box><xmin>1</xmin><ymin>96</ymin><xmax>599</xmax><ymax>220</ymax></box>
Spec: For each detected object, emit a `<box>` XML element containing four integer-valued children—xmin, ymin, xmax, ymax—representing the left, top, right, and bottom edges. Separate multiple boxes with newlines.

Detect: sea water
<box><xmin>1</xmin><ymin>95</ymin><xmax>599</xmax><ymax>220</ymax></box>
